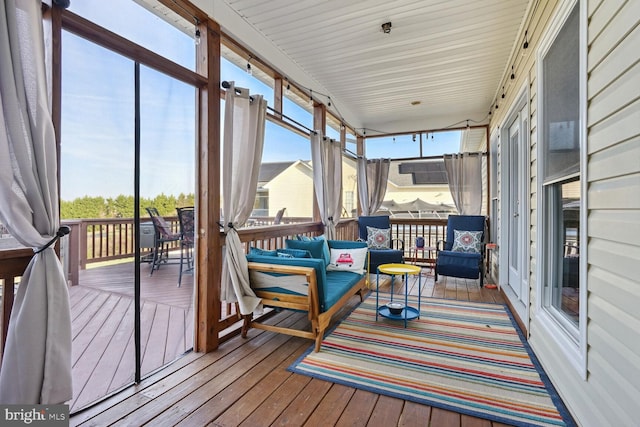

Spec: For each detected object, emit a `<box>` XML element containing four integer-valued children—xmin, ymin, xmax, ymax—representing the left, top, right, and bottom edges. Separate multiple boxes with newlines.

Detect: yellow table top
<box><xmin>377</xmin><ymin>263</ymin><xmax>421</xmax><ymax>275</ymax></box>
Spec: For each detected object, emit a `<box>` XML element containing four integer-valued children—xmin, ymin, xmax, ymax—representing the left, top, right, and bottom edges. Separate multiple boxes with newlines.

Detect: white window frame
<box><xmin>535</xmin><ymin>0</ymin><xmax>587</xmax><ymax>379</ymax></box>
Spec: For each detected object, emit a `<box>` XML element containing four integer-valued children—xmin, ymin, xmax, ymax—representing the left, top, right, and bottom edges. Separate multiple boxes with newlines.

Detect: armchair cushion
<box><xmin>366</xmin><ymin>226</ymin><xmax>390</xmax><ymax>249</ymax></box>
<box><xmin>451</xmin><ymin>230</ymin><xmax>483</xmax><ymax>254</ymax></box>
<box><xmin>436</xmin><ymin>250</ymin><xmax>482</xmax><ymax>280</ymax></box>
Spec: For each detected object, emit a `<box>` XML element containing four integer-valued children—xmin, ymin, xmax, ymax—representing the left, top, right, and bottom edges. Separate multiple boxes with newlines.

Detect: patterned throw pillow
<box><xmin>451</xmin><ymin>230</ymin><xmax>483</xmax><ymax>253</ymax></box>
<box><xmin>366</xmin><ymin>226</ymin><xmax>390</xmax><ymax>249</ymax></box>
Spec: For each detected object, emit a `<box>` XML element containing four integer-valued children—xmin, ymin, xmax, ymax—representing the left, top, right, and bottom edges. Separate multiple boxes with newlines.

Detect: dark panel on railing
<box><xmin>0</xmin><ymin>249</ymin><xmax>32</xmax><ymax>358</ymax></box>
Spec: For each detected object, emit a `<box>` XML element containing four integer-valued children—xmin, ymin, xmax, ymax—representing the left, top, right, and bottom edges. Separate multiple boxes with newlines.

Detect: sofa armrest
<box><xmin>247</xmin><ymin>261</ymin><xmax>320</xmax><ymax>316</ymax></box>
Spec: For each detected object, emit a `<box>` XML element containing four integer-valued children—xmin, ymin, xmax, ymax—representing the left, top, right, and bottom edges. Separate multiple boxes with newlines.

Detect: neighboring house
<box><xmin>259</xmin><ymin>157</ymin><xmax>462</xmax><ymax>219</ymax></box>
<box><xmin>262</xmin><ymin>160</ymin><xmax>314</xmax><ymax>218</ymax></box>
<box><xmin>254</xmin><ymin>161</ymin><xmax>294</xmax><ymax>217</ymax></box>
<box><xmin>259</xmin><ymin>158</ymin><xmax>358</xmax><ymax>218</ymax></box>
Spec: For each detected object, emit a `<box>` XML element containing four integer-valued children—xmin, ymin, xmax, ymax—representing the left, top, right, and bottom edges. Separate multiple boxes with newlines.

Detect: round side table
<box><xmin>376</xmin><ymin>263</ymin><xmax>421</xmax><ymax>327</ymax></box>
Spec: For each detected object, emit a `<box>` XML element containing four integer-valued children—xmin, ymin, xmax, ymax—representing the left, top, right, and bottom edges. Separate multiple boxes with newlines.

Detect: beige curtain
<box><xmin>0</xmin><ymin>0</ymin><xmax>72</xmax><ymax>403</ymax></box>
<box><xmin>444</xmin><ymin>152</ymin><xmax>483</xmax><ymax>215</ymax></box>
<box><xmin>220</xmin><ymin>82</ymin><xmax>267</xmax><ymax>315</ymax></box>
<box><xmin>311</xmin><ymin>134</ymin><xmax>342</xmax><ymax>239</ymax></box>
<box><xmin>357</xmin><ymin>158</ymin><xmax>390</xmax><ymax>216</ymax></box>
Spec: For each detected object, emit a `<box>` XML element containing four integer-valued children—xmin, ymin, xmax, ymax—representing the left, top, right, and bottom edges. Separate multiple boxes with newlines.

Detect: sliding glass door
<box><xmin>60</xmin><ymin>7</ymin><xmax>196</xmax><ymax>411</ymax></box>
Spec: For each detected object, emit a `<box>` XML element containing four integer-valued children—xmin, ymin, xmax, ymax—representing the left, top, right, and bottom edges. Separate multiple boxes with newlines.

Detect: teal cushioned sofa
<box><xmin>243</xmin><ymin>240</ymin><xmax>368</xmax><ymax>352</ymax></box>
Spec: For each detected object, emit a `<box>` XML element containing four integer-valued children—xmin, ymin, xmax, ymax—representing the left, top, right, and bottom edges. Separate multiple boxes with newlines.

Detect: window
<box><xmin>253</xmin><ymin>188</ymin><xmax>269</xmax><ymax>217</ymax></box>
<box><xmin>537</xmin><ymin>0</ymin><xmax>585</xmax><ymax>374</ymax></box>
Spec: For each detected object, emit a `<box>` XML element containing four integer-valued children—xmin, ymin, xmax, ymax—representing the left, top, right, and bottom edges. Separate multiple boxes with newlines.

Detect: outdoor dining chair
<box><xmin>146</xmin><ymin>207</ymin><xmax>181</xmax><ymax>275</ymax></box>
<box><xmin>176</xmin><ymin>206</ymin><xmax>195</xmax><ymax>287</ymax></box>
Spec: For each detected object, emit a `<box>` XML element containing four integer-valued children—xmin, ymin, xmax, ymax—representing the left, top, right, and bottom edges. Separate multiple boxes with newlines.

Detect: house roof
<box><xmin>259</xmin><ymin>161</ymin><xmax>296</xmax><ymax>183</ymax></box>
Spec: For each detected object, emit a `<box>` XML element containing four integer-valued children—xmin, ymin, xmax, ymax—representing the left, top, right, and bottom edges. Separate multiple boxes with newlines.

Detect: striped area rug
<box><xmin>289</xmin><ymin>294</ymin><xmax>574</xmax><ymax>427</ymax></box>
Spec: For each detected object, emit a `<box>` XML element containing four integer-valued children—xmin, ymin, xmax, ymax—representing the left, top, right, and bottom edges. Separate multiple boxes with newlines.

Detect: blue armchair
<box><xmin>435</xmin><ymin>215</ymin><xmax>486</xmax><ymax>287</ymax></box>
<box><xmin>358</xmin><ymin>215</ymin><xmax>404</xmax><ymax>273</ymax></box>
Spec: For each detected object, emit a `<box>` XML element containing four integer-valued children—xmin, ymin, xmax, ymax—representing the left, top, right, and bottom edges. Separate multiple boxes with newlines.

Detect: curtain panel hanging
<box><xmin>220</xmin><ymin>82</ymin><xmax>267</xmax><ymax>315</ymax></box>
<box><xmin>443</xmin><ymin>152</ymin><xmax>483</xmax><ymax>215</ymax></box>
<box><xmin>0</xmin><ymin>0</ymin><xmax>72</xmax><ymax>404</ymax></box>
<box><xmin>310</xmin><ymin>134</ymin><xmax>342</xmax><ymax>240</ymax></box>
<box><xmin>357</xmin><ymin>158</ymin><xmax>390</xmax><ymax>216</ymax></box>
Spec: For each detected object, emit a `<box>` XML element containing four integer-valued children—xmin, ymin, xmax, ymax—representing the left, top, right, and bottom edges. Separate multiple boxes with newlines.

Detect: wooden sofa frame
<box><xmin>241</xmin><ymin>261</ymin><xmax>367</xmax><ymax>352</ymax></box>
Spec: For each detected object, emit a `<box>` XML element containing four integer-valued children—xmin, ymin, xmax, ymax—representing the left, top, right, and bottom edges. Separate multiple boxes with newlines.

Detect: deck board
<box><xmin>70</xmin><ymin>271</ymin><xmax>521</xmax><ymax>426</ymax></box>
<box><xmin>68</xmin><ymin>260</ymin><xmax>194</xmax><ymax>411</ymax></box>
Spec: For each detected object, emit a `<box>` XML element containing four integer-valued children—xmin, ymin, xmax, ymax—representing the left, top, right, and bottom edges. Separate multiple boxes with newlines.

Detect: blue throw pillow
<box><xmin>249</xmin><ymin>247</ymin><xmax>278</xmax><ymax>257</ymax></box>
<box><xmin>286</xmin><ymin>239</ymin><xmax>328</xmax><ymax>265</ymax></box>
<box><xmin>315</xmin><ymin>235</ymin><xmax>331</xmax><ymax>266</ymax></box>
<box><xmin>277</xmin><ymin>248</ymin><xmax>312</xmax><ymax>258</ymax></box>
<box><xmin>298</xmin><ymin>234</ymin><xmax>331</xmax><ymax>267</ymax></box>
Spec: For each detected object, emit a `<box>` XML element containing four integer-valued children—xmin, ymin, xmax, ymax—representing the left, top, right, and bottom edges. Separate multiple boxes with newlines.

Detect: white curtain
<box><xmin>0</xmin><ymin>0</ymin><xmax>72</xmax><ymax>403</ymax></box>
<box><xmin>443</xmin><ymin>152</ymin><xmax>483</xmax><ymax>215</ymax></box>
<box><xmin>220</xmin><ymin>82</ymin><xmax>267</xmax><ymax>315</ymax></box>
<box><xmin>310</xmin><ymin>134</ymin><xmax>342</xmax><ymax>239</ymax></box>
<box><xmin>357</xmin><ymin>158</ymin><xmax>390</xmax><ymax>216</ymax></box>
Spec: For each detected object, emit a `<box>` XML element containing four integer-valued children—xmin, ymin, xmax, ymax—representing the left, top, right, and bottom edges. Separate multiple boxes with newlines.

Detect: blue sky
<box><xmin>60</xmin><ymin>1</ymin><xmax>460</xmax><ymax>200</ymax></box>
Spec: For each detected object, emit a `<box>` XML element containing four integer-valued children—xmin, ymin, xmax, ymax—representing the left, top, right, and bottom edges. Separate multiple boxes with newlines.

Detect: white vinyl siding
<box><xmin>528</xmin><ymin>0</ymin><xmax>640</xmax><ymax>425</ymax></box>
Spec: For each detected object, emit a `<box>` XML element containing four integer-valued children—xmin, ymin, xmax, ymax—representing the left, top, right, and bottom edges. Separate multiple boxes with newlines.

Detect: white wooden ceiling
<box><xmin>219</xmin><ymin>0</ymin><xmax>530</xmax><ymax>135</ymax></box>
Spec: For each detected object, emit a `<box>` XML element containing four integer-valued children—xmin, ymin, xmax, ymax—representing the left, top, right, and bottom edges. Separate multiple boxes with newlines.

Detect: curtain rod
<box><xmin>221</xmin><ymin>80</ymin><xmax>315</xmax><ymax>135</ymax></box>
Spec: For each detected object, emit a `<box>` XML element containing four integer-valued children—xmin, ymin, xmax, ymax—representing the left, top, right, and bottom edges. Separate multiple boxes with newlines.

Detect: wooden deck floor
<box><xmin>69</xmin><ymin>260</ymin><xmax>194</xmax><ymax>411</ymax></box>
<box><xmin>70</xmin><ymin>272</ymin><xmax>519</xmax><ymax>427</ymax></box>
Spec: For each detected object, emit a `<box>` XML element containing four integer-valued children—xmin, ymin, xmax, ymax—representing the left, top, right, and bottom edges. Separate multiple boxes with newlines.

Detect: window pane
<box><xmin>69</xmin><ymin>0</ymin><xmax>196</xmax><ymax>70</ymax></box>
<box><xmin>325</xmin><ymin>125</ymin><xmax>340</xmax><ymax>140</ymax></box>
<box><xmin>366</xmin><ymin>130</ymin><xmax>462</xmax><ymax>159</ymax></box>
<box><xmin>367</xmin><ymin>134</ymin><xmax>420</xmax><ymax>158</ymax></box>
<box><xmin>542</xmin><ymin>5</ymin><xmax>580</xmax><ymax>182</ymax></box>
<box><xmin>548</xmin><ymin>179</ymin><xmax>580</xmax><ymax>325</ymax></box>
<box><xmin>139</xmin><ymin>66</ymin><xmax>196</xmax><ymax>201</ymax></box>
<box><xmin>346</xmin><ymin>130</ymin><xmax>357</xmax><ymax>157</ymax></box>
<box><xmin>342</xmin><ymin>157</ymin><xmax>357</xmax><ymax>218</ymax></box>
<box><xmin>61</xmin><ymin>31</ymin><xmax>135</xmax><ymax>203</ymax></box>
<box><xmin>283</xmin><ymin>96</ymin><xmax>313</xmax><ymax>131</ymax></box>
<box><xmin>258</xmin><ymin>122</ymin><xmax>312</xmax><ymax>221</ymax></box>
<box><xmin>383</xmin><ymin>159</ymin><xmax>456</xmax><ymax>218</ymax></box>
